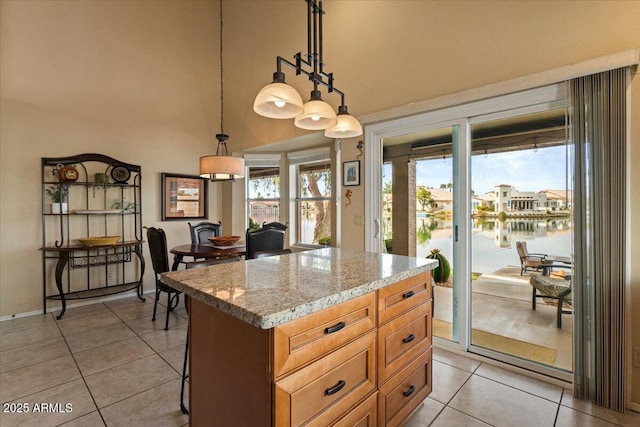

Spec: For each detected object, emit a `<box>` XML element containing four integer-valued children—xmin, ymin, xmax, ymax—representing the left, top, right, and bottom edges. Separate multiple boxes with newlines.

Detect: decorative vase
<box><xmin>52</xmin><ymin>203</ymin><xmax>68</xmax><ymax>214</ymax></box>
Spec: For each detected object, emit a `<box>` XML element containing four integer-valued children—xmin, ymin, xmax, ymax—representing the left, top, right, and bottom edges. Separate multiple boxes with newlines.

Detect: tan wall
<box><xmin>1</xmin><ymin>0</ymin><xmax>639</xmax><ymax>406</ymax></box>
<box><xmin>0</xmin><ymin>0</ymin><xmax>226</xmax><ymax>317</ymax></box>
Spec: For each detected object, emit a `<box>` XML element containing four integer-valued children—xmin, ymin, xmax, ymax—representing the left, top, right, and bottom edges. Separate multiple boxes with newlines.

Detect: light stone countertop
<box><xmin>161</xmin><ymin>247</ymin><xmax>437</xmax><ymax>329</ymax></box>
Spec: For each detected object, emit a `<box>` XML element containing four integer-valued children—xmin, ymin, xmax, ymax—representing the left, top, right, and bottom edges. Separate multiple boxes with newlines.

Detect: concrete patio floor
<box><xmin>433</xmin><ymin>265</ymin><xmax>573</xmax><ymax>372</ymax></box>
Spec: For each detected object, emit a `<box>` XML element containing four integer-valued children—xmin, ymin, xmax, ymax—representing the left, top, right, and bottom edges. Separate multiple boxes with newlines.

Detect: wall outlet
<box><xmin>634</xmin><ymin>347</ymin><xmax>640</xmax><ymax>368</ymax></box>
<box><xmin>354</xmin><ymin>214</ymin><xmax>364</xmax><ymax>225</ymax></box>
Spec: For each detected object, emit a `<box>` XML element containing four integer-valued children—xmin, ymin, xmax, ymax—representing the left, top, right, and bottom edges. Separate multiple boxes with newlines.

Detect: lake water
<box><xmin>414</xmin><ymin>217</ymin><xmax>572</xmax><ymax>274</ymax></box>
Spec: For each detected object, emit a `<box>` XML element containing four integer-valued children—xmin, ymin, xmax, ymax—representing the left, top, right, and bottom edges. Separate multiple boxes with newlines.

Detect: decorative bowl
<box><xmin>208</xmin><ymin>235</ymin><xmax>241</xmax><ymax>246</ymax></box>
<box><xmin>78</xmin><ymin>236</ymin><xmax>121</xmax><ymax>246</ymax></box>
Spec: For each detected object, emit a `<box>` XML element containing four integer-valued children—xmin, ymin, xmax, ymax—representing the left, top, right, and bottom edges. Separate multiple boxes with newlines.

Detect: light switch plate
<box><xmin>354</xmin><ymin>214</ymin><xmax>364</xmax><ymax>225</ymax></box>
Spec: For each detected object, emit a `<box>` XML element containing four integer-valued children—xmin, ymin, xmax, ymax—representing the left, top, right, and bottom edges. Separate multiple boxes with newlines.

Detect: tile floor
<box><xmin>1</xmin><ymin>295</ymin><xmax>639</xmax><ymax>426</ymax></box>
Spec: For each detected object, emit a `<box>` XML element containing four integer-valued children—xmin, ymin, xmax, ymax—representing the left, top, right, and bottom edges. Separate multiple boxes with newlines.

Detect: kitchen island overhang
<box><xmin>161</xmin><ymin>247</ymin><xmax>437</xmax><ymax>329</ymax></box>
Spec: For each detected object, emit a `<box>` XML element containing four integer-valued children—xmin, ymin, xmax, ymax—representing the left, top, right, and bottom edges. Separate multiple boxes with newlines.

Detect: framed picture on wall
<box><xmin>161</xmin><ymin>173</ymin><xmax>208</xmax><ymax>220</ymax></box>
<box><xmin>343</xmin><ymin>160</ymin><xmax>360</xmax><ymax>187</ymax></box>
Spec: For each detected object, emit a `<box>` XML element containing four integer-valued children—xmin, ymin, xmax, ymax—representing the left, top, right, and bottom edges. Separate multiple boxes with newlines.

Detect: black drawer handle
<box><xmin>403</xmin><ymin>385</ymin><xmax>416</xmax><ymax>397</ymax></box>
<box><xmin>402</xmin><ymin>290</ymin><xmax>415</xmax><ymax>299</ymax></box>
<box><xmin>325</xmin><ymin>380</ymin><xmax>346</xmax><ymax>396</ymax></box>
<box><xmin>325</xmin><ymin>321</ymin><xmax>346</xmax><ymax>334</ymax></box>
<box><xmin>402</xmin><ymin>333</ymin><xmax>416</xmax><ymax>344</ymax></box>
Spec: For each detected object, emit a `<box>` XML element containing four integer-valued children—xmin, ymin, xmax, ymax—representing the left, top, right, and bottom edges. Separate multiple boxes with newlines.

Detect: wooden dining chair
<box><xmin>261</xmin><ymin>221</ymin><xmax>288</xmax><ymax>231</ymax></box>
<box><xmin>188</xmin><ymin>221</ymin><xmax>222</xmax><ymax>244</ymax></box>
<box><xmin>145</xmin><ymin>226</ymin><xmax>181</xmax><ymax>331</ymax></box>
<box><xmin>245</xmin><ymin>226</ymin><xmax>286</xmax><ymax>260</ymax></box>
<box><xmin>180</xmin><ymin>255</ymin><xmax>242</xmax><ymax>414</ymax></box>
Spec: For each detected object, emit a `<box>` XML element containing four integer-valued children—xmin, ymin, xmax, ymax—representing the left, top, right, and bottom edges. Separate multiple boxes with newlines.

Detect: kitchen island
<box><xmin>162</xmin><ymin>248</ymin><xmax>437</xmax><ymax>426</ymax></box>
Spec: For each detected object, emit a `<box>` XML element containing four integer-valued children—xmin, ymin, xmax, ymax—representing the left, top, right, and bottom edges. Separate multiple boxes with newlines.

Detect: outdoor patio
<box><xmin>433</xmin><ymin>265</ymin><xmax>573</xmax><ymax>372</ymax></box>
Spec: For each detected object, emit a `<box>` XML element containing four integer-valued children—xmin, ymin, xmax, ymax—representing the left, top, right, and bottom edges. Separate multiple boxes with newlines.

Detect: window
<box><xmin>245</xmin><ymin>155</ymin><xmax>281</xmax><ymax>230</ymax></box>
<box><xmin>296</xmin><ymin>161</ymin><xmax>331</xmax><ymax>245</ymax></box>
<box><xmin>288</xmin><ymin>147</ymin><xmax>333</xmax><ymax>246</ymax></box>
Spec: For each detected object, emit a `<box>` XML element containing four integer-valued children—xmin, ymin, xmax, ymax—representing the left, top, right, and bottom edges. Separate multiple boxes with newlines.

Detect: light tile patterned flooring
<box><xmin>1</xmin><ymin>295</ymin><xmax>639</xmax><ymax>426</ymax></box>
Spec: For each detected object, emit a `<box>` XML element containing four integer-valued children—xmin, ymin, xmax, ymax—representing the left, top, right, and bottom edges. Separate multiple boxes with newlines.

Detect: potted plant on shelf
<box><xmin>46</xmin><ymin>185</ymin><xmax>68</xmax><ymax>214</ymax></box>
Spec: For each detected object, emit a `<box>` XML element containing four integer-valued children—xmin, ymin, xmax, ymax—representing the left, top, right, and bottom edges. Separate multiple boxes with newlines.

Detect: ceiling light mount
<box><xmin>253</xmin><ymin>0</ymin><xmax>362</xmax><ymax>138</ymax></box>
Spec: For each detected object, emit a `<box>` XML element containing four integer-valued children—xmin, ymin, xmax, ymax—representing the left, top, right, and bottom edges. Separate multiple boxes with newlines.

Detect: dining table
<box><xmin>169</xmin><ymin>243</ymin><xmax>246</xmax><ymax>271</ymax></box>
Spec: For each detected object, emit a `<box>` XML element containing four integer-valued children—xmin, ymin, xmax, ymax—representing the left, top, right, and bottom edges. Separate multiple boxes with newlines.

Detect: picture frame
<box><xmin>343</xmin><ymin>160</ymin><xmax>360</xmax><ymax>186</ymax></box>
<box><xmin>161</xmin><ymin>173</ymin><xmax>208</xmax><ymax>221</ymax></box>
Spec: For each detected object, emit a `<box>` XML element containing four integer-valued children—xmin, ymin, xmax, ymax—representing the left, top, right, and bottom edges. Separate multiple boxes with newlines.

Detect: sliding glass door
<box><xmin>366</xmin><ymin>83</ymin><xmax>573</xmax><ymax>379</ymax></box>
<box><xmin>468</xmin><ymin>106</ymin><xmax>573</xmax><ymax>374</ymax></box>
<box><xmin>382</xmin><ymin>124</ymin><xmax>462</xmax><ymax>343</ymax></box>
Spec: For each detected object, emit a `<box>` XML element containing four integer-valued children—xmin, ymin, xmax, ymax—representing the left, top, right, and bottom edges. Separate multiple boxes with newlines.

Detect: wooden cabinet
<box><xmin>378</xmin><ymin>349</ymin><xmax>432</xmax><ymax>427</ymax></box>
<box><xmin>188</xmin><ymin>270</ymin><xmax>432</xmax><ymax>426</ymax></box>
<box><xmin>377</xmin><ymin>272</ymin><xmax>433</xmax><ymax>425</ymax></box>
<box><xmin>274</xmin><ymin>293</ymin><xmax>376</xmax><ymax>378</ymax></box>
<box><xmin>378</xmin><ymin>302</ymin><xmax>431</xmax><ymax>384</ymax></box>
<box><xmin>275</xmin><ymin>331</ymin><xmax>377</xmax><ymax>426</ymax></box>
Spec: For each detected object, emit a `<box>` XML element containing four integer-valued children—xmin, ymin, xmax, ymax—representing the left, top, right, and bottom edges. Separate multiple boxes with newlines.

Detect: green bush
<box><xmin>318</xmin><ymin>236</ymin><xmax>331</xmax><ymax>246</ymax></box>
<box><xmin>384</xmin><ymin>238</ymin><xmax>392</xmax><ymax>253</ymax></box>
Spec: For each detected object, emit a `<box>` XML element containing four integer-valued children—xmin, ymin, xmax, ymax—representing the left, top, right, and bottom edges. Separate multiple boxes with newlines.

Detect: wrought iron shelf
<box><xmin>46</xmin><ymin>281</ymin><xmax>142</xmax><ymax>301</ymax></box>
<box><xmin>41</xmin><ymin>154</ymin><xmax>145</xmax><ymax>319</ymax></box>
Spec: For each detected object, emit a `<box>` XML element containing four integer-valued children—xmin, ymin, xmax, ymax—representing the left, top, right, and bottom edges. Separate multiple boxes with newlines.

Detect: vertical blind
<box><xmin>571</xmin><ymin>67</ymin><xmax>627</xmax><ymax>412</ymax></box>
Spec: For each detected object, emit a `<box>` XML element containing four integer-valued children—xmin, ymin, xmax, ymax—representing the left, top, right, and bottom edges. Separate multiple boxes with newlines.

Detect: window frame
<box><xmin>244</xmin><ymin>154</ymin><xmax>282</xmax><ymax>231</ymax></box>
<box><xmin>287</xmin><ymin>146</ymin><xmax>337</xmax><ymax>248</ymax></box>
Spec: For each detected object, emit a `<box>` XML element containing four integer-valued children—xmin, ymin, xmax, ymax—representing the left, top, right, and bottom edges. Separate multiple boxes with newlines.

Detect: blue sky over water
<box><xmin>383</xmin><ymin>145</ymin><xmax>569</xmax><ymax>196</ymax></box>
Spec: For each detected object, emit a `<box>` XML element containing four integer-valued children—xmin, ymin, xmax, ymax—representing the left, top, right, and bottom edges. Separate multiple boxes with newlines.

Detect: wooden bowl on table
<box><xmin>78</xmin><ymin>236</ymin><xmax>121</xmax><ymax>246</ymax></box>
<box><xmin>208</xmin><ymin>235</ymin><xmax>241</xmax><ymax>246</ymax></box>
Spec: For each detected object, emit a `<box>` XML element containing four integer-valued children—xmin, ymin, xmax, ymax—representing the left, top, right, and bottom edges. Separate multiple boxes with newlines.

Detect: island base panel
<box><xmin>190</xmin><ymin>298</ymin><xmax>273</xmax><ymax>426</ymax></box>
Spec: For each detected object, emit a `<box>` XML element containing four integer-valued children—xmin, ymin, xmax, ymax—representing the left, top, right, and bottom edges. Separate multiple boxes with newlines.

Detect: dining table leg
<box><xmin>172</xmin><ymin>254</ymin><xmax>183</xmax><ymax>271</ymax></box>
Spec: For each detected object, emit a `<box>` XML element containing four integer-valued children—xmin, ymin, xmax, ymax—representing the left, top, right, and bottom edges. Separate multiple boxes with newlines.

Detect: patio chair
<box><xmin>529</xmin><ymin>274</ymin><xmax>572</xmax><ymax>328</ymax></box>
<box><xmin>516</xmin><ymin>241</ymin><xmax>547</xmax><ymax>275</ymax></box>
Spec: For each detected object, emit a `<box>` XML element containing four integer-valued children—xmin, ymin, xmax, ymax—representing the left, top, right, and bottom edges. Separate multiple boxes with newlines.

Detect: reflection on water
<box><xmin>416</xmin><ymin>217</ymin><xmax>572</xmax><ymax>274</ymax></box>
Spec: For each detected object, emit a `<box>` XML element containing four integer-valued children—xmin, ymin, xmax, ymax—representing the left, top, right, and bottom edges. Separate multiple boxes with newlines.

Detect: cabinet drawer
<box><xmin>378</xmin><ymin>272</ymin><xmax>431</xmax><ymax>324</ymax></box>
<box><xmin>331</xmin><ymin>392</ymin><xmax>377</xmax><ymax>427</ymax></box>
<box><xmin>378</xmin><ymin>348</ymin><xmax>432</xmax><ymax>427</ymax></box>
<box><xmin>378</xmin><ymin>302</ymin><xmax>431</xmax><ymax>384</ymax></box>
<box><xmin>274</xmin><ymin>293</ymin><xmax>376</xmax><ymax>378</ymax></box>
<box><xmin>275</xmin><ymin>331</ymin><xmax>377</xmax><ymax>427</ymax></box>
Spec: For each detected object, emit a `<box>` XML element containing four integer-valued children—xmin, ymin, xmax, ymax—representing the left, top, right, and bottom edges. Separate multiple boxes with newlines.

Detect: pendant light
<box><xmin>324</xmin><ymin>105</ymin><xmax>363</xmax><ymax>138</ymax></box>
<box><xmin>253</xmin><ymin>71</ymin><xmax>304</xmax><ymax>119</ymax></box>
<box><xmin>294</xmin><ymin>90</ymin><xmax>337</xmax><ymax>130</ymax></box>
<box><xmin>200</xmin><ymin>0</ymin><xmax>244</xmax><ymax>182</ymax></box>
<box><xmin>253</xmin><ymin>0</ymin><xmax>362</xmax><ymax>137</ymax></box>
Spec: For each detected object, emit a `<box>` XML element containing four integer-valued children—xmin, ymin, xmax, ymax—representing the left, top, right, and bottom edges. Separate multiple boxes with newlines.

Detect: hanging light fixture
<box><xmin>200</xmin><ymin>0</ymin><xmax>244</xmax><ymax>182</ymax></box>
<box><xmin>253</xmin><ymin>0</ymin><xmax>362</xmax><ymax>138</ymax></box>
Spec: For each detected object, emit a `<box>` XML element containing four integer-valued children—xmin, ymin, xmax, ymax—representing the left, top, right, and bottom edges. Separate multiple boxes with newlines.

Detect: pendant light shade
<box><xmin>200</xmin><ymin>134</ymin><xmax>245</xmax><ymax>181</ymax></box>
<box><xmin>324</xmin><ymin>105</ymin><xmax>363</xmax><ymax>138</ymax></box>
<box><xmin>200</xmin><ymin>156</ymin><xmax>245</xmax><ymax>181</ymax></box>
<box><xmin>294</xmin><ymin>91</ymin><xmax>338</xmax><ymax>130</ymax></box>
<box><xmin>254</xmin><ymin>72</ymin><xmax>304</xmax><ymax>119</ymax></box>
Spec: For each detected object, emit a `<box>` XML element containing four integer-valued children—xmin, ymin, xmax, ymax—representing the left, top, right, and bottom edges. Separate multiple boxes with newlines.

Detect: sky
<box><xmin>383</xmin><ymin>145</ymin><xmax>570</xmax><ymax>196</ymax></box>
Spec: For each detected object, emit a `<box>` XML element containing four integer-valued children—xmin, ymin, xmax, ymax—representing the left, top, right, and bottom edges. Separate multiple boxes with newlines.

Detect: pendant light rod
<box><xmin>219</xmin><ymin>0</ymin><xmax>224</xmax><ymax>135</ymax></box>
<box><xmin>275</xmin><ymin>0</ymin><xmax>347</xmax><ymax>104</ymax></box>
<box><xmin>253</xmin><ymin>0</ymin><xmax>362</xmax><ymax>137</ymax></box>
